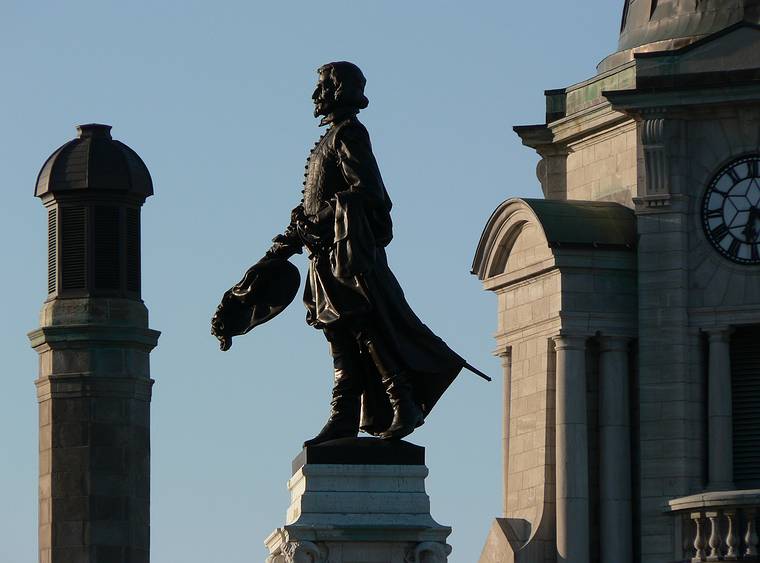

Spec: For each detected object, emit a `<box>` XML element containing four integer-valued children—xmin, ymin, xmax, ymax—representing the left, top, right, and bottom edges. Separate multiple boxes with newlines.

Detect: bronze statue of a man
<box><xmin>213</xmin><ymin>62</ymin><xmax>467</xmax><ymax>446</ymax></box>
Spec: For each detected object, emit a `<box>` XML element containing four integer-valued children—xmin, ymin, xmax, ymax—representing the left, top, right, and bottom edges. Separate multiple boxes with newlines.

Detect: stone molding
<box><xmin>35</xmin><ymin>374</ymin><xmax>154</xmax><ymax>402</ymax></box>
<box><xmin>405</xmin><ymin>541</ymin><xmax>452</xmax><ymax>562</ymax></box>
<box><xmin>641</xmin><ymin>115</ymin><xmax>670</xmax><ymax>195</ymax></box>
<box><xmin>265</xmin><ymin>540</ymin><xmax>452</xmax><ymax>563</ymax></box>
<box><xmin>552</xmin><ymin>334</ymin><xmax>588</xmax><ymax>351</ymax></box>
<box><xmin>266</xmin><ymin>460</ymin><xmax>451</xmax><ymax>562</ymax></box>
<box><xmin>29</xmin><ymin>324</ymin><xmax>161</xmax><ymax>352</ymax></box>
<box><xmin>598</xmin><ymin>334</ymin><xmax>633</xmax><ymax>353</ymax></box>
<box><xmin>633</xmin><ymin>193</ymin><xmax>690</xmax><ymax>214</ymax></box>
<box><xmin>267</xmin><ymin>540</ymin><xmax>327</xmax><ymax>563</ymax></box>
<box><xmin>705</xmin><ymin>326</ymin><xmax>734</xmax><ymax>343</ymax></box>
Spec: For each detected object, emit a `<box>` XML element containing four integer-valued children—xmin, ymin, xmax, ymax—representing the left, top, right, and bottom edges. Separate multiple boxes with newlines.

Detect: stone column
<box><xmin>30</xmin><ymin>124</ymin><xmax>159</xmax><ymax>563</ymax></box>
<box><xmin>598</xmin><ymin>336</ymin><xmax>633</xmax><ymax>563</ymax></box>
<box><xmin>499</xmin><ymin>347</ymin><xmax>512</xmax><ymax>516</ymax></box>
<box><xmin>707</xmin><ymin>328</ymin><xmax>734</xmax><ymax>490</ymax></box>
<box><xmin>553</xmin><ymin>335</ymin><xmax>589</xmax><ymax>563</ymax></box>
<box><xmin>31</xmin><ymin>309</ymin><xmax>159</xmax><ymax>563</ymax></box>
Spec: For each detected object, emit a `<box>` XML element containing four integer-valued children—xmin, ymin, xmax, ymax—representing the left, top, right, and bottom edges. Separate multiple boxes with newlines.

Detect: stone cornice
<box><xmin>28</xmin><ymin>325</ymin><xmax>161</xmax><ymax>351</ymax></box>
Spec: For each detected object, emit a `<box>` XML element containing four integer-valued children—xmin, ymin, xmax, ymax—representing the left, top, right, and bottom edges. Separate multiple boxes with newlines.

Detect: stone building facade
<box><xmin>474</xmin><ymin>3</ymin><xmax>760</xmax><ymax>562</ymax></box>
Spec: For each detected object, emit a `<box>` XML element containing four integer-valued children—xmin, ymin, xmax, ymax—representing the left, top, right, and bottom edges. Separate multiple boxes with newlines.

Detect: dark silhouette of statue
<box><xmin>212</xmin><ymin>62</ymin><xmax>483</xmax><ymax>446</ymax></box>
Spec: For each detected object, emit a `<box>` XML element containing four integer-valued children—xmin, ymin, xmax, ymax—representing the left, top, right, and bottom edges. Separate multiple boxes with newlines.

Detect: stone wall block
<box><xmin>124</xmin><ymin>350</ymin><xmax>150</xmax><ymax>378</ymax></box>
<box><xmin>90</xmin><ymin>423</ymin><xmax>129</xmax><ymax>448</ymax></box>
<box><xmin>93</xmin><ymin>546</ymin><xmax>125</xmax><ymax>563</ymax></box>
<box><xmin>52</xmin><ymin>472</ymin><xmax>87</xmax><ymax>496</ymax></box>
<box><xmin>51</xmin><ymin>498</ymin><xmax>90</xmax><ymax>522</ymax></box>
<box><xmin>52</xmin><ymin>447</ymin><xmax>88</xmax><ymax>472</ymax></box>
<box><xmin>93</xmin><ymin>398</ymin><xmax>129</xmax><ymax>424</ymax></box>
<box><xmin>91</xmin><ymin>496</ymin><xmax>126</xmax><ymax>521</ymax></box>
<box><xmin>125</xmin><ymin>547</ymin><xmax>149</xmax><ymax>563</ymax></box>
<box><xmin>131</xmin><ymin>523</ymin><xmax>149</xmax><ymax>548</ymax></box>
<box><xmin>40</xmin><ymin>400</ymin><xmax>52</xmax><ymax>427</ymax></box>
<box><xmin>639</xmin><ymin>532</ymin><xmax>673</xmax><ymax>555</ymax></box>
<box><xmin>91</xmin><ymin>348</ymin><xmax>125</xmax><ymax>376</ymax></box>
<box><xmin>55</xmin><ymin>520</ymin><xmax>85</xmax><ymax>546</ymax></box>
<box><xmin>90</xmin><ymin>446</ymin><xmax>125</xmax><ymax>474</ymax></box>
<box><xmin>40</xmin><ymin>475</ymin><xmax>52</xmax><ymax>501</ymax></box>
<box><xmin>39</xmin><ymin>523</ymin><xmax>52</xmax><ymax>549</ymax></box>
<box><xmin>134</xmin><ymin>473</ymin><xmax>150</xmax><ymax>500</ymax></box>
<box><xmin>88</xmin><ymin>520</ymin><xmax>130</xmax><ymax>546</ymax></box>
<box><xmin>126</xmin><ymin>498</ymin><xmax>149</xmax><ymax>524</ymax></box>
<box><xmin>53</xmin><ymin>399</ymin><xmax>90</xmax><ymax>422</ymax></box>
<box><xmin>52</xmin><ymin>349</ymin><xmax>91</xmax><ymax>375</ymax></box>
<box><xmin>53</xmin><ymin>423</ymin><xmax>89</xmax><ymax>448</ymax></box>
<box><xmin>40</xmin><ymin>446</ymin><xmax>52</xmax><ymax>476</ymax></box>
<box><xmin>106</xmin><ymin>299</ymin><xmax>149</xmax><ymax>325</ymax></box>
<box><xmin>50</xmin><ymin>546</ymin><xmax>88</xmax><ymax>563</ymax></box>
<box><xmin>89</xmin><ymin>474</ymin><xmax>130</xmax><ymax>497</ymax></box>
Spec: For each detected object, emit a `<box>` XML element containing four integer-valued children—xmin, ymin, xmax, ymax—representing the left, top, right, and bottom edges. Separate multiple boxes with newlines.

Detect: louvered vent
<box><xmin>47</xmin><ymin>208</ymin><xmax>57</xmax><ymax>294</ymax></box>
<box><xmin>93</xmin><ymin>206</ymin><xmax>121</xmax><ymax>290</ymax></box>
<box><xmin>730</xmin><ymin>326</ymin><xmax>760</xmax><ymax>488</ymax></box>
<box><xmin>60</xmin><ymin>207</ymin><xmax>86</xmax><ymax>290</ymax></box>
<box><xmin>126</xmin><ymin>208</ymin><xmax>140</xmax><ymax>294</ymax></box>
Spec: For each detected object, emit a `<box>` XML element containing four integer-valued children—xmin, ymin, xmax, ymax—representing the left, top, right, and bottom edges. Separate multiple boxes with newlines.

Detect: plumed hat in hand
<box><xmin>211</xmin><ymin>258</ymin><xmax>301</xmax><ymax>351</ymax></box>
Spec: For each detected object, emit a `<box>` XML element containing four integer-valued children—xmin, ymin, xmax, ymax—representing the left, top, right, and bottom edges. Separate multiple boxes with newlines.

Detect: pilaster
<box><xmin>706</xmin><ymin>327</ymin><xmax>735</xmax><ymax>491</ymax></box>
<box><xmin>552</xmin><ymin>334</ymin><xmax>590</xmax><ymax>563</ymax></box>
<box><xmin>598</xmin><ymin>335</ymin><xmax>634</xmax><ymax>563</ymax></box>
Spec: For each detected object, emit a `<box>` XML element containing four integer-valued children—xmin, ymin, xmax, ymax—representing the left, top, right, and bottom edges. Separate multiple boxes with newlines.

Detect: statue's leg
<box><xmin>303</xmin><ymin>327</ymin><xmax>363</xmax><ymax>447</ymax></box>
<box><xmin>354</xmin><ymin>326</ymin><xmax>423</xmax><ymax>440</ymax></box>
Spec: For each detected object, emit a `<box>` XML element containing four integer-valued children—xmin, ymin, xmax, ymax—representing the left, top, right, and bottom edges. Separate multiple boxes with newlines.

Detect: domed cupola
<box><xmin>34</xmin><ymin>124</ymin><xmax>154</xmax><ymax>299</ymax></box>
<box><xmin>36</xmin><ymin>123</ymin><xmax>152</xmax><ymax>200</ymax></box>
<box><xmin>600</xmin><ymin>0</ymin><xmax>760</xmax><ymax>71</ymax></box>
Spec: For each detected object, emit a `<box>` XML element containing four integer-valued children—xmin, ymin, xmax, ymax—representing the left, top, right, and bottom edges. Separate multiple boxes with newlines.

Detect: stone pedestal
<box><xmin>264</xmin><ymin>438</ymin><xmax>452</xmax><ymax>563</ymax></box>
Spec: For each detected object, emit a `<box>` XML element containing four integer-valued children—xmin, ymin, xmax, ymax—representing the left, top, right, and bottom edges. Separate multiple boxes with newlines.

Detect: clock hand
<box><xmin>743</xmin><ymin>207</ymin><xmax>760</xmax><ymax>242</ymax></box>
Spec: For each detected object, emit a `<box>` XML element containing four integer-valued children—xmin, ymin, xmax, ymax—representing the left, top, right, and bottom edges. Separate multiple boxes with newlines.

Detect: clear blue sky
<box><xmin>1</xmin><ymin>2</ymin><xmax>622</xmax><ymax>561</ymax></box>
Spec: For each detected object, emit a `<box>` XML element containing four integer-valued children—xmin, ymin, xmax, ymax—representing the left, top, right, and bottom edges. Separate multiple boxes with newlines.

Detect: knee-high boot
<box><xmin>361</xmin><ymin>335</ymin><xmax>424</xmax><ymax>440</ymax></box>
<box><xmin>303</xmin><ymin>368</ymin><xmax>361</xmax><ymax>447</ymax></box>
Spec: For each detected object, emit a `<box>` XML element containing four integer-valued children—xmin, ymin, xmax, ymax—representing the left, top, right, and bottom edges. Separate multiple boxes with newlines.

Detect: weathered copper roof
<box><xmin>600</xmin><ymin>0</ymin><xmax>760</xmax><ymax>71</ymax></box>
<box><xmin>35</xmin><ymin>124</ymin><xmax>153</xmax><ymax>199</ymax></box>
<box><xmin>620</xmin><ymin>0</ymin><xmax>751</xmax><ymax>51</ymax></box>
<box><xmin>525</xmin><ymin>199</ymin><xmax>636</xmax><ymax>249</ymax></box>
<box><xmin>472</xmin><ymin>198</ymin><xmax>637</xmax><ymax>281</ymax></box>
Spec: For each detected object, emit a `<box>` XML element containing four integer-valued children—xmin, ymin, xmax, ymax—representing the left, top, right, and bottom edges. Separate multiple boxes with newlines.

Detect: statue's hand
<box><xmin>264</xmin><ymin>240</ymin><xmax>293</xmax><ymax>260</ymax></box>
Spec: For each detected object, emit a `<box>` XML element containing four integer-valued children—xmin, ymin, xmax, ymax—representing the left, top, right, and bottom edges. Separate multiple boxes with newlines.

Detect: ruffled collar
<box><xmin>319</xmin><ymin>108</ymin><xmax>358</xmax><ymax>127</ymax></box>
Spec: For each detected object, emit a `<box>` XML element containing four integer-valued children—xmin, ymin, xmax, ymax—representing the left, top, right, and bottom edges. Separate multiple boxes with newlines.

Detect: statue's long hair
<box><xmin>319</xmin><ymin>61</ymin><xmax>369</xmax><ymax>111</ymax></box>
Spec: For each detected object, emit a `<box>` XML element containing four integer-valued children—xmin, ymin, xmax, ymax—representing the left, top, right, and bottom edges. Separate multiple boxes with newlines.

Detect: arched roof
<box><xmin>472</xmin><ymin>198</ymin><xmax>636</xmax><ymax>282</ymax></box>
<box><xmin>600</xmin><ymin>0</ymin><xmax>759</xmax><ymax>71</ymax></box>
<box><xmin>35</xmin><ymin>124</ymin><xmax>153</xmax><ymax>200</ymax></box>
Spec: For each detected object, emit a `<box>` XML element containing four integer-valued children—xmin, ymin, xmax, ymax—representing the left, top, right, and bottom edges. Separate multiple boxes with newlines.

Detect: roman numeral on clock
<box><xmin>711</xmin><ymin>223</ymin><xmax>730</xmax><ymax>242</ymax></box>
<box><xmin>752</xmin><ymin>244</ymin><xmax>759</xmax><ymax>261</ymax></box>
<box><xmin>705</xmin><ymin>208</ymin><xmax>723</xmax><ymax>219</ymax></box>
<box><xmin>728</xmin><ymin>238</ymin><xmax>742</xmax><ymax>257</ymax></box>
<box><xmin>748</xmin><ymin>159</ymin><xmax>759</xmax><ymax>178</ymax></box>
<box><xmin>727</xmin><ymin>167</ymin><xmax>741</xmax><ymax>183</ymax></box>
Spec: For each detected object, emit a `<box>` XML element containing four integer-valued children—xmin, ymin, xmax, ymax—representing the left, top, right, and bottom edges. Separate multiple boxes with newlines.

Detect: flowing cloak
<box><xmin>299</xmin><ymin>115</ymin><xmax>465</xmax><ymax>434</ymax></box>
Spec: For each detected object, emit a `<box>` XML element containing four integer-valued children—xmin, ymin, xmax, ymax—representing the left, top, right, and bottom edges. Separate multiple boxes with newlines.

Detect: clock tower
<box><xmin>473</xmin><ymin>2</ymin><xmax>760</xmax><ymax>562</ymax></box>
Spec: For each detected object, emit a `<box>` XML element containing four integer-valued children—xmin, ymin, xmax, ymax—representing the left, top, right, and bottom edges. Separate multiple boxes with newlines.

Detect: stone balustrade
<box><xmin>669</xmin><ymin>490</ymin><xmax>760</xmax><ymax>562</ymax></box>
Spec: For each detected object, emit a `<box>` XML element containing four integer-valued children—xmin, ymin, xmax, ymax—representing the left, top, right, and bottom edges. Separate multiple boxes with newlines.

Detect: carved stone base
<box><xmin>264</xmin><ymin>438</ymin><xmax>452</xmax><ymax>563</ymax></box>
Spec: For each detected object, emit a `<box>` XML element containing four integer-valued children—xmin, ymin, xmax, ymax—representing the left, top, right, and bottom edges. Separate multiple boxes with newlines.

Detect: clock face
<box><xmin>702</xmin><ymin>155</ymin><xmax>760</xmax><ymax>264</ymax></box>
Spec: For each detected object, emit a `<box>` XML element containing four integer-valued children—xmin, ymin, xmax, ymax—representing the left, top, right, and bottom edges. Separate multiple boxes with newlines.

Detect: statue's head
<box><xmin>313</xmin><ymin>61</ymin><xmax>369</xmax><ymax>118</ymax></box>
